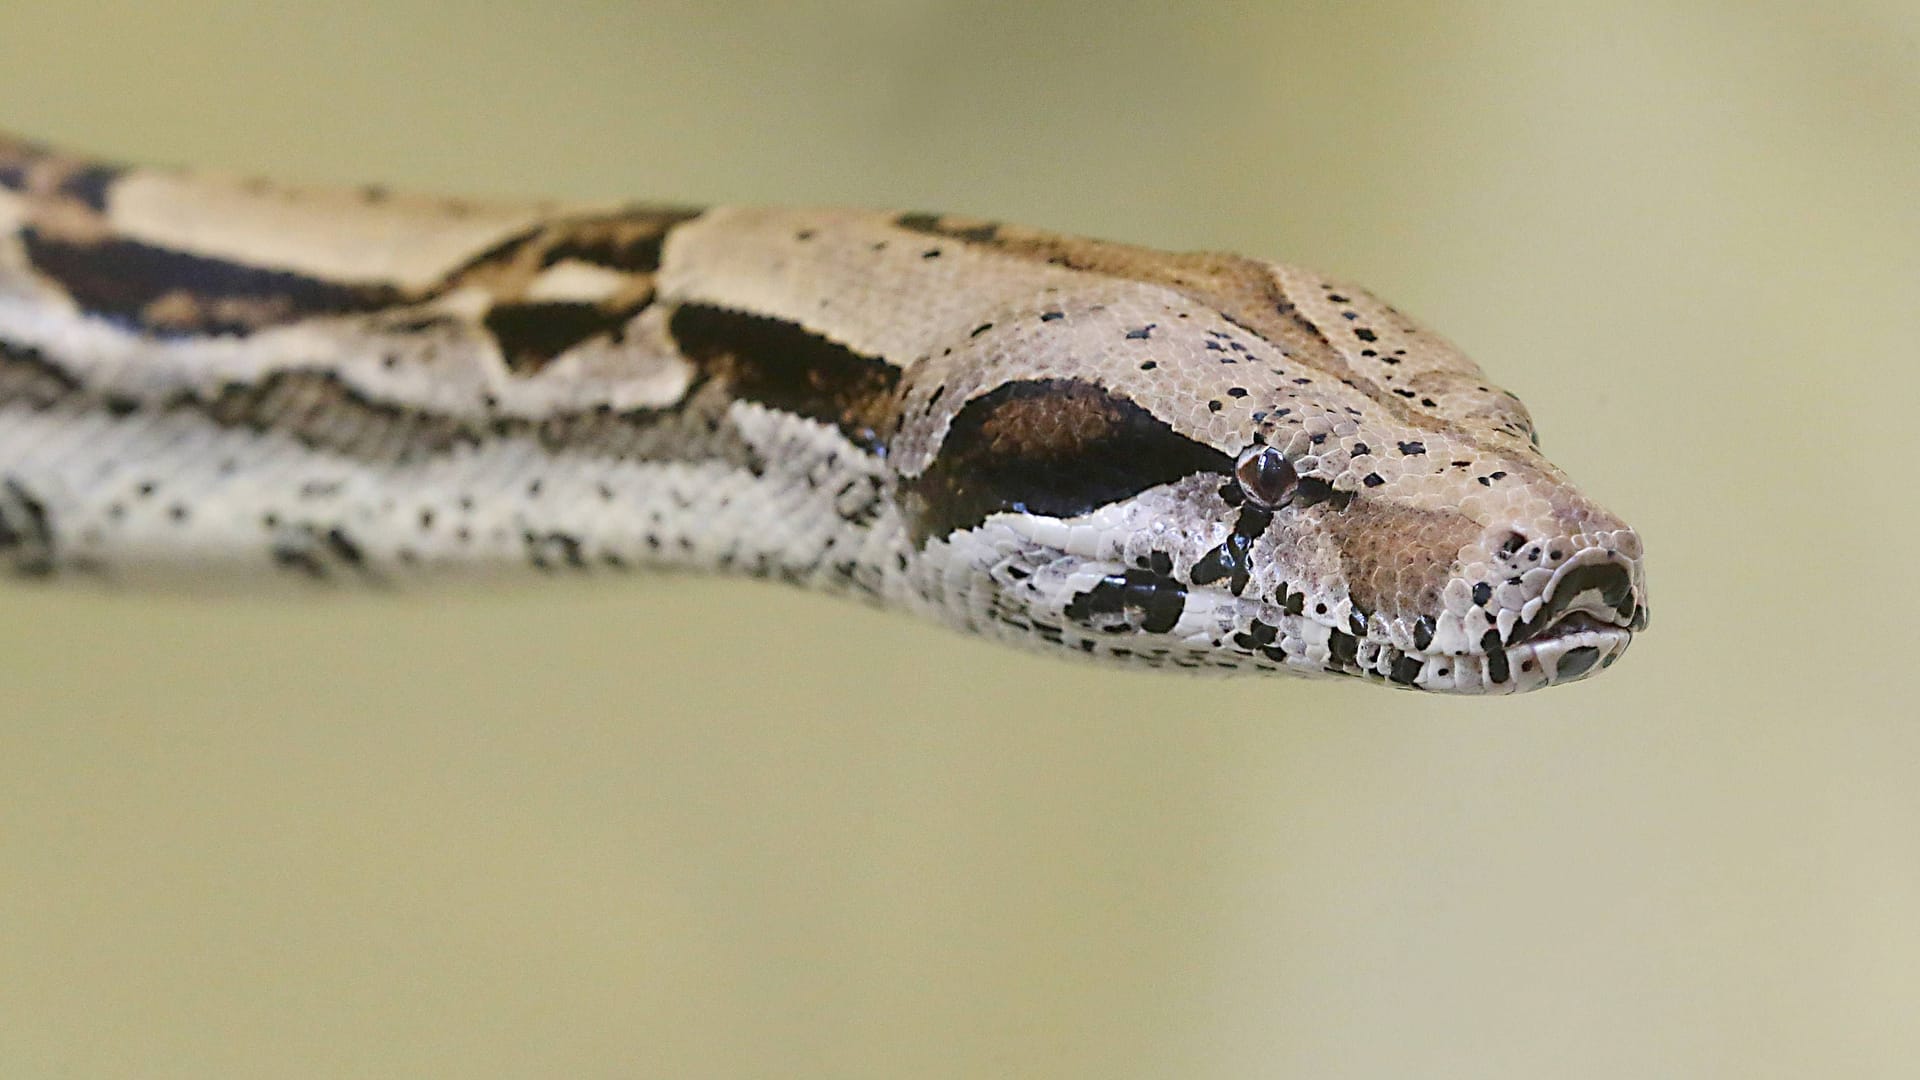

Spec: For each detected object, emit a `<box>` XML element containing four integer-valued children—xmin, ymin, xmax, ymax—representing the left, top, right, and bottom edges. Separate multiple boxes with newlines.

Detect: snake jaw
<box><xmin>1501</xmin><ymin>613</ymin><xmax>1635</xmax><ymax>689</ymax></box>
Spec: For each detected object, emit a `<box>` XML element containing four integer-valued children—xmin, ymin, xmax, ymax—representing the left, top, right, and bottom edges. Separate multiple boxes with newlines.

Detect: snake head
<box><xmin>890</xmin><ymin>227</ymin><xmax>1646</xmax><ymax>693</ymax></box>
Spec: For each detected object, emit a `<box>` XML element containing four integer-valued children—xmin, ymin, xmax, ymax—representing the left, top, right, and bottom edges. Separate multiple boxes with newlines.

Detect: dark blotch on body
<box><xmin>669</xmin><ymin>303</ymin><xmax>901</xmax><ymax>452</ymax></box>
<box><xmin>20</xmin><ymin>229</ymin><xmax>402</xmax><ymax>336</ymax></box>
<box><xmin>484</xmin><ymin>300</ymin><xmax>639</xmax><ymax>375</ymax></box>
<box><xmin>894</xmin><ymin>211</ymin><xmax>1001</xmax><ymax>244</ymax></box>
<box><xmin>451</xmin><ymin>207</ymin><xmax>703</xmax><ymax>280</ymax></box>
<box><xmin>57</xmin><ymin>164</ymin><xmax>126</xmax><ymax>212</ymax></box>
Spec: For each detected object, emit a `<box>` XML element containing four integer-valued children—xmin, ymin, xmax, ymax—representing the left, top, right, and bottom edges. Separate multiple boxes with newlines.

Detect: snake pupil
<box><xmin>1236</xmin><ymin>447</ymin><xmax>1297</xmax><ymax>511</ymax></box>
<box><xmin>1234</xmin><ymin>446</ymin><xmax>1298</xmax><ymax>509</ymax></box>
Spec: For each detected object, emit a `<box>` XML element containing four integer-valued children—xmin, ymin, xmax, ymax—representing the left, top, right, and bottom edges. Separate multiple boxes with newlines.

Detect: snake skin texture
<box><xmin>0</xmin><ymin>134</ymin><xmax>1646</xmax><ymax>693</ymax></box>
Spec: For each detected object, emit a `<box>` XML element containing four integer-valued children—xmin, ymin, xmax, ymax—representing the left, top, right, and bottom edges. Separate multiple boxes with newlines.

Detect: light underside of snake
<box><xmin>0</xmin><ymin>133</ymin><xmax>1647</xmax><ymax>694</ymax></box>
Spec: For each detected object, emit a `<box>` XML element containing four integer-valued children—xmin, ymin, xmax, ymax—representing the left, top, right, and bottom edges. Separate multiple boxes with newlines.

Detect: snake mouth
<box><xmin>1496</xmin><ymin>554</ymin><xmax>1645</xmax><ymax>688</ymax></box>
<box><xmin>1504</xmin><ymin>610</ymin><xmax>1634</xmax><ymax>686</ymax></box>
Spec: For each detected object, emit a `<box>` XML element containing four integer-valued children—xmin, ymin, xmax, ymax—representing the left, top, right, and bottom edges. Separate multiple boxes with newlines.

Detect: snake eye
<box><xmin>1234</xmin><ymin>445</ymin><xmax>1298</xmax><ymax>508</ymax></box>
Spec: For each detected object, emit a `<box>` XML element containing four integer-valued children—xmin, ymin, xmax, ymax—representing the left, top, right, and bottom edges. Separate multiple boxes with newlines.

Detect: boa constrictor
<box><xmin>0</xmin><ymin>134</ymin><xmax>1646</xmax><ymax>694</ymax></box>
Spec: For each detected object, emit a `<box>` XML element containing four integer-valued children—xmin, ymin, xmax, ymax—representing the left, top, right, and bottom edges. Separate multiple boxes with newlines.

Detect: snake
<box><xmin>0</xmin><ymin>133</ymin><xmax>1646</xmax><ymax>694</ymax></box>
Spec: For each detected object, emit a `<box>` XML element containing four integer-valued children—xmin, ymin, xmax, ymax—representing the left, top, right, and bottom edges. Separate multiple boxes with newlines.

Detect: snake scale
<box><xmin>0</xmin><ymin>133</ymin><xmax>1646</xmax><ymax>694</ymax></box>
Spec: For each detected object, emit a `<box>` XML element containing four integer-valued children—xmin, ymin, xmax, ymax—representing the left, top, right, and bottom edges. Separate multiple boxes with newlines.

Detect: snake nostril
<box><xmin>1499</xmin><ymin>531</ymin><xmax>1528</xmax><ymax>557</ymax></box>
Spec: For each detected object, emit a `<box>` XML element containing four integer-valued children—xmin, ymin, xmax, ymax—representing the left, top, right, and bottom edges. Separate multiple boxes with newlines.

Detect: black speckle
<box><xmin>1139</xmin><ymin>360</ymin><xmax>1157</xmax><ymax>371</ymax></box>
<box><xmin>1124</xmin><ymin>325</ymin><xmax>1155</xmax><ymax>340</ymax></box>
<box><xmin>1354</xmin><ymin>328</ymin><xmax>1377</xmax><ymax>342</ymax></box>
<box><xmin>1472</xmin><ymin>581</ymin><xmax>1492</xmax><ymax>606</ymax></box>
<box><xmin>1327</xmin><ymin>629</ymin><xmax>1359</xmax><ymax>668</ymax></box>
<box><xmin>1040</xmin><ymin>311</ymin><xmax>1065</xmax><ymax>322</ymax></box>
<box><xmin>324</xmin><ymin>528</ymin><xmax>365</xmax><ymax>567</ymax></box>
<box><xmin>1397</xmin><ymin>441</ymin><xmax>1426</xmax><ymax>455</ymax></box>
<box><xmin>1362</xmin><ymin>473</ymin><xmax>1384</xmax><ymax>487</ymax></box>
<box><xmin>1486</xmin><ymin>651</ymin><xmax>1511</xmax><ymax>684</ymax></box>
<box><xmin>1389</xmin><ymin>653</ymin><xmax>1423</xmax><ymax>686</ymax></box>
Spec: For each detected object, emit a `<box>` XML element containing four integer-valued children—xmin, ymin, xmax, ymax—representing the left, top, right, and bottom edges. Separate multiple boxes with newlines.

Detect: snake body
<box><xmin>0</xmin><ymin>134</ymin><xmax>1646</xmax><ymax>693</ymax></box>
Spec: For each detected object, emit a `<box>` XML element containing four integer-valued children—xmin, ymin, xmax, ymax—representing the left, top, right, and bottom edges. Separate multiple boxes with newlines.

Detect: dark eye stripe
<box><xmin>903</xmin><ymin>377</ymin><xmax>1230</xmax><ymax>543</ymax></box>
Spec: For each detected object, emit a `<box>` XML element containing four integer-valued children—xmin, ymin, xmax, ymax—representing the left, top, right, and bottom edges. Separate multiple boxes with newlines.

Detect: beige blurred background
<box><xmin>0</xmin><ymin>2</ymin><xmax>1913</xmax><ymax>1077</ymax></box>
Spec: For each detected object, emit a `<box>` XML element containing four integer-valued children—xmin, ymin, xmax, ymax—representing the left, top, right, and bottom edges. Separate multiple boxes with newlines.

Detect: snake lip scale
<box><xmin>0</xmin><ymin>133</ymin><xmax>1647</xmax><ymax>694</ymax></box>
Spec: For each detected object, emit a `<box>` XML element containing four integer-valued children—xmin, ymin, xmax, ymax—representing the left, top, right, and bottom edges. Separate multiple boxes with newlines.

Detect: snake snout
<box><xmin>1481</xmin><ymin>547</ymin><xmax>1645</xmax><ymax>690</ymax></box>
<box><xmin>1513</xmin><ymin>554</ymin><xmax>1644</xmax><ymax>647</ymax></box>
